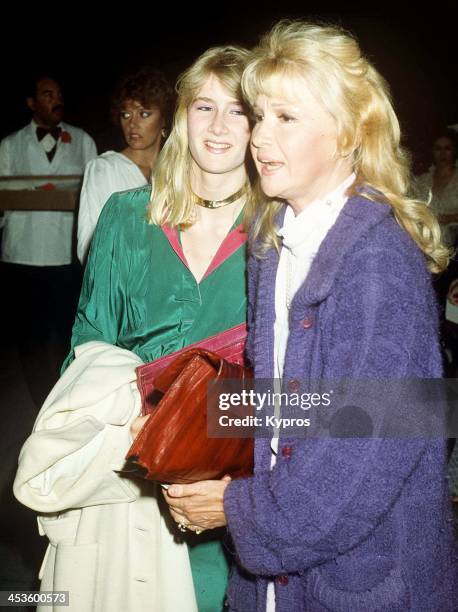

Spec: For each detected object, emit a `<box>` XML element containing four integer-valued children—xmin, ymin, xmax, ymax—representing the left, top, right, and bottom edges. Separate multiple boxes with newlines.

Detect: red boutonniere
<box><xmin>37</xmin><ymin>183</ymin><xmax>56</xmax><ymax>191</ymax></box>
<box><xmin>60</xmin><ymin>131</ymin><xmax>72</xmax><ymax>144</ymax></box>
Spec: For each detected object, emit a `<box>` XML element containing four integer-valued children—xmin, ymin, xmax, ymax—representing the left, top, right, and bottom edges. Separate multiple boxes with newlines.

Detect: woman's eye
<box><xmin>140</xmin><ymin>111</ymin><xmax>151</xmax><ymax>119</ymax></box>
<box><xmin>230</xmin><ymin>107</ymin><xmax>246</xmax><ymax>116</ymax></box>
<box><xmin>253</xmin><ymin>113</ymin><xmax>263</xmax><ymax>123</ymax></box>
<box><xmin>197</xmin><ymin>105</ymin><xmax>213</xmax><ymax>112</ymax></box>
<box><xmin>120</xmin><ymin>112</ymin><xmax>131</xmax><ymax>120</ymax></box>
<box><xmin>278</xmin><ymin>113</ymin><xmax>296</xmax><ymax>123</ymax></box>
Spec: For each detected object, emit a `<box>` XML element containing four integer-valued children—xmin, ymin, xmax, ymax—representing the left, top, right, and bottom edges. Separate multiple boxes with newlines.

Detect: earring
<box><xmin>161</xmin><ymin>128</ymin><xmax>167</xmax><ymax>138</ymax></box>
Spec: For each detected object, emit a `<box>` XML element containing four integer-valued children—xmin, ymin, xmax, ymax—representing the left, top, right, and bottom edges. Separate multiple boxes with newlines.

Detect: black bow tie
<box><xmin>36</xmin><ymin>126</ymin><xmax>61</xmax><ymax>141</ymax></box>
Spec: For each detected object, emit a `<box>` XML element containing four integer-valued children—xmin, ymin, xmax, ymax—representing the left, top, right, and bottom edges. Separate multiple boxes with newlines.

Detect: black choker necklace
<box><xmin>193</xmin><ymin>185</ymin><xmax>246</xmax><ymax>209</ymax></box>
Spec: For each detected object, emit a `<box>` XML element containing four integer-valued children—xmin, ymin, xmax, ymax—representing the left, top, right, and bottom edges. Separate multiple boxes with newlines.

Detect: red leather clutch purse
<box><xmin>126</xmin><ymin>347</ymin><xmax>254</xmax><ymax>484</ymax></box>
<box><xmin>136</xmin><ymin>323</ymin><xmax>247</xmax><ymax>416</ymax></box>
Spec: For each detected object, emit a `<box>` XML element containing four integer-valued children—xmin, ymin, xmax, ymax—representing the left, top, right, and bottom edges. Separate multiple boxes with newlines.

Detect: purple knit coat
<box><xmin>224</xmin><ymin>194</ymin><xmax>458</xmax><ymax>611</ymax></box>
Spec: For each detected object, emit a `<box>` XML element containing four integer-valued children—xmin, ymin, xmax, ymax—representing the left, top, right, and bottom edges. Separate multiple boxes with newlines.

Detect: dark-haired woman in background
<box><xmin>415</xmin><ymin>127</ymin><xmax>458</xmax><ymax>248</ymax></box>
<box><xmin>77</xmin><ymin>66</ymin><xmax>174</xmax><ymax>263</ymax></box>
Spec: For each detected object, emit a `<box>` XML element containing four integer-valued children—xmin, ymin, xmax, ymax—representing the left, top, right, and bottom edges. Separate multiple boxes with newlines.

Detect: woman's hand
<box><xmin>130</xmin><ymin>415</ymin><xmax>150</xmax><ymax>440</ymax></box>
<box><xmin>163</xmin><ymin>476</ymin><xmax>231</xmax><ymax>532</ymax></box>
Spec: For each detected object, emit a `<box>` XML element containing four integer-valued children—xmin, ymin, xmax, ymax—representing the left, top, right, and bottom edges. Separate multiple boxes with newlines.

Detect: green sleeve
<box><xmin>62</xmin><ymin>194</ymin><xmax>128</xmax><ymax>372</ymax></box>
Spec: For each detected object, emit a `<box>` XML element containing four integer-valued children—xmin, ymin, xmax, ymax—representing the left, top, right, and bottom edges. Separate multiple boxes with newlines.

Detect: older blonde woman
<box><xmin>164</xmin><ymin>21</ymin><xmax>458</xmax><ymax>612</ymax></box>
<box><xmin>14</xmin><ymin>46</ymin><xmax>255</xmax><ymax>612</ymax></box>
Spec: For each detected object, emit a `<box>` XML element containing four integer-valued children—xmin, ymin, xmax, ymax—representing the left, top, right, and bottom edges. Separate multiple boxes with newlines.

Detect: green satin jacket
<box><xmin>66</xmin><ymin>185</ymin><xmax>247</xmax><ymax>364</ymax></box>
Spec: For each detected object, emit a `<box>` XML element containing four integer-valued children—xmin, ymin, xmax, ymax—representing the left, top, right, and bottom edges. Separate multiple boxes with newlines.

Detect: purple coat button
<box><xmin>301</xmin><ymin>316</ymin><xmax>314</xmax><ymax>329</ymax></box>
<box><xmin>281</xmin><ymin>446</ymin><xmax>293</xmax><ymax>458</ymax></box>
<box><xmin>287</xmin><ymin>379</ymin><xmax>300</xmax><ymax>392</ymax></box>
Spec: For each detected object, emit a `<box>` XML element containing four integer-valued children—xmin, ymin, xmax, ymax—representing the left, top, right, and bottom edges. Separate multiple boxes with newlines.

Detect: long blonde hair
<box><xmin>242</xmin><ymin>20</ymin><xmax>448</xmax><ymax>272</ymax></box>
<box><xmin>149</xmin><ymin>45</ymin><xmax>257</xmax><ymax>227</ymax></box>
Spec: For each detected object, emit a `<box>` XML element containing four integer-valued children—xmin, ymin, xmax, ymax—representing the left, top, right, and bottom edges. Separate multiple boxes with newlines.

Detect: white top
<box><xmin>0</xmin><ymin>120</ymin><xmax>97</xmax><ymax>266</ymax></box>
<box><xmin>415</xmin><ymin>168</ymin><xmax>458</xmax><ymax>216</ymax></box>
<box><xmin>77</xmin><ymin>151</ymin><xmax>147</xmax><ymax>264</ymax></box>
<box><xmin>267</xmin><ymin>173</ymin><xmax>355</xmax><ymax>612</ymax></box>
<box><xmin>415</xmin><ymin>168</ymin><xmax>458</xmax><ymax>247</ymax></box>
<box><xmin>273</xmin><ymin>173</ymin><xmax>355</xmax><ymax>382</ymax></box>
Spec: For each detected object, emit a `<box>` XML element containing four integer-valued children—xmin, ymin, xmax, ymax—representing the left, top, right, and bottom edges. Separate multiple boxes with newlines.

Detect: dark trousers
<box><xmin>1</xmin><ymin>262</ymin><xmax>82</xmax><ymax>408</ymax></box>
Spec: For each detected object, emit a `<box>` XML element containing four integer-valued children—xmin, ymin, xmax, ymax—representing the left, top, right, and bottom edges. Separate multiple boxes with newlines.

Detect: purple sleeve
<box><xmin>224</xmin><ymin>437</ymin><xmax>433</xmax><ymax>576</ymax></box>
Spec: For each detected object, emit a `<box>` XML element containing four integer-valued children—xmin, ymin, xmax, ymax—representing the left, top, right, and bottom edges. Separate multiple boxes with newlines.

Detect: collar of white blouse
<box><xmin>276</xmin><ymin>173</ymin><xmax>355</xmax><ymax>308</ymax></box>
<box><xmin>277</xmin><ymin>173</ymin><xmax>356</xmax><ymax>252</ymax></box>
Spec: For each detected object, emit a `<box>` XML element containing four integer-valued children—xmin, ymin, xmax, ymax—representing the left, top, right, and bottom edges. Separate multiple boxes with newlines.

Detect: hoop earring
<box><xmin>161</xmin><ymin>128</ymin><xmax>167</xmax><ymax>139</ymax></box>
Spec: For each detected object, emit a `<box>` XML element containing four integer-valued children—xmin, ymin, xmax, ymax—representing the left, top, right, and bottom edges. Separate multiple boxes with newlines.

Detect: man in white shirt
<box><xmin>0</xmin><ymin>74</ymin><xmax>97</xmax><ymax>406</ymax></box>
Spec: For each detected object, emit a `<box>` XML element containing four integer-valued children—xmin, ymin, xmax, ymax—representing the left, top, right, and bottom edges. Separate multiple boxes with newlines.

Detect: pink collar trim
<box><xmin>162</xmin><ymin>223</ymin><xmax>247</xmax><ymax>281</ymax></box>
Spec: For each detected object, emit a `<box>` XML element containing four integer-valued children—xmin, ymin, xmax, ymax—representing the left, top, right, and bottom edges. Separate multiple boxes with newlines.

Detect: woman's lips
<box><xmin>258</xmin><ymin>159</ymin><xmax>284</xmax><ymax>176</ymax></box>
<box><xmin>204</xmin><ymin>140</ymin><xmax>232</xmax><ymax>154</ymax></box>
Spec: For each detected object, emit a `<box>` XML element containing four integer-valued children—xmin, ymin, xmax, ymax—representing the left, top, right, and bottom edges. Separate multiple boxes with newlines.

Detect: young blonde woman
<box><xmin>164</xmin><ymin>21</ymin><xmax>458</xmax><ymax>611</ymax></box>
<box><xmin>14</xmin><ymin>46</ymin><xmax>255</xmax><ymax>612</ymax></box>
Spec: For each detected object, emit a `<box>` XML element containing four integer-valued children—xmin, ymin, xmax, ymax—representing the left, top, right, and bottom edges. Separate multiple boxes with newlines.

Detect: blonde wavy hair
<box><xmin>149</xmin><ymin>45</ymin><xmax>257</xmax><ymax>227</ymax></box>
<box><xmin>243</xmin><ymin>20</ymin><xmax>448</xmax><ymax>272</ymax></box>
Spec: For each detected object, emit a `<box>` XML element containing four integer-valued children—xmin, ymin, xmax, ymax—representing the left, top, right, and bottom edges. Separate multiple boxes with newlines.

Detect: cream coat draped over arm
<box><xmin>13</xmin><ymin>341</ymin><xmax>197</xmax><ymax>612</ymax></box>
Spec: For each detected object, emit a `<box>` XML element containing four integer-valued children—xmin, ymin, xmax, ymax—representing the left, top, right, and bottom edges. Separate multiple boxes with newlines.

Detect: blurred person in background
<box><xmin>0</xmin><ymin>73</ymin><xmax>96</xmax><ymax>407</ymax></box>
<box><xmin>415</xmin><ymin>127</ymin><xmax>458</xmax><ymax>249</ymax></box>
<box><xmin>77</xmin><ymin>67</ymin><xmax>174</xmax><ymax>264</ymax></box>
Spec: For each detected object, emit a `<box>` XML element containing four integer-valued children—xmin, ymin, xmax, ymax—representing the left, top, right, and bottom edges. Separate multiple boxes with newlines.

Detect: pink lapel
<box><xmin>162</xmin><ymin>224</ymin><xmax>188</xmax><ymax>268</ymax></box>
<box><xmin>202</xmin><ymin>224</ymin><xmax>247</xmax><ymax>280</ymax></box>
<box><xmin>162</xmin><ymin>224</ymin><xmax>247</xmax><ymax>281</ymax></box>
